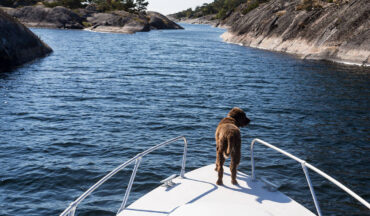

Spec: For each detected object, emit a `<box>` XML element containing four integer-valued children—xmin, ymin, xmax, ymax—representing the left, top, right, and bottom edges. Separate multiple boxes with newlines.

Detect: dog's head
<box><xmin>227</xmin><ymin>107</ymin><xmax>250</xmax><ymax>127</ymax></box>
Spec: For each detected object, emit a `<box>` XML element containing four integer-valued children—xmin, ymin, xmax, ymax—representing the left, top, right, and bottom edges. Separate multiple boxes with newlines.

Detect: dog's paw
<box><xmin>216</xmin><ymin>180</ymin><xmax>223</xmax><ymax>185</ymax></box>
<box><xmin>231</xmin><ymin>179</ymin><xmax>239</xmax><ymax>185</ymax></box>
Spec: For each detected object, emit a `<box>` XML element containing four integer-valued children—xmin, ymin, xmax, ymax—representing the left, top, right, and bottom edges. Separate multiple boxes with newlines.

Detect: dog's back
<box><xmin>215</xmin><ymin>118</ymin><xmax>241</xmax><ymax>158</ymax></box>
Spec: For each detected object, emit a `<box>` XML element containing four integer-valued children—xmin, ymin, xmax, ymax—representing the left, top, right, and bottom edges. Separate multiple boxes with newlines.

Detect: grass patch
<box><xmin>82</xmin><ymin>21</ymin><xmax>91</xmax><ymax>27</ymax></box>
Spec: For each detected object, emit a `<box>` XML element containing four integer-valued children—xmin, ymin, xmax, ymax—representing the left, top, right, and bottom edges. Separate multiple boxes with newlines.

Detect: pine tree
<box><xmin>122</xmin><ymin>0</ymin><xmax>136</xmax><ymax>12</ymax></box>
<box><xmin>136</xmin><ymin>0</ymin><xmax>148</xmax><ymax>12</ymax></box>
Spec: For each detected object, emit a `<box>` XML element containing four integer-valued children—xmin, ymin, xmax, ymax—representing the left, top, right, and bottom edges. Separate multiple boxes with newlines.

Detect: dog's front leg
<box><xmin>216</xmin><ymin>150</ymin><xmax>225</xmax><ymax>185</ymax></box>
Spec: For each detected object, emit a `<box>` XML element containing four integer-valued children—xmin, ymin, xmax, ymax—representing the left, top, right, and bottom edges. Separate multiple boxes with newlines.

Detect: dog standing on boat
<box><xmin>215</xmin><ymin>107</ymin><xmax>250</xmax><ymax>185</ymax></box>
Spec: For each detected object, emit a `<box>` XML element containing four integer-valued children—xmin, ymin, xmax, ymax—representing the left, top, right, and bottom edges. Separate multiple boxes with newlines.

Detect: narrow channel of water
<box><xmin>0</xmin><ymin>24</ymin><xmax>369</xmax><ymax>215</ymax></box>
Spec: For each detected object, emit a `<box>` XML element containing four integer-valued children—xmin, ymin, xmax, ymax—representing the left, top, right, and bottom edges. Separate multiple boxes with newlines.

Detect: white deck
<box><xmin>119</xmin><ymin>164</ymin><xmax>315</xmax><ymax>216</ymax></box>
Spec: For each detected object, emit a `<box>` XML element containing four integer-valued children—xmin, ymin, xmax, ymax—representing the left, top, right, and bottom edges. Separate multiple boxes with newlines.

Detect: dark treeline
<box><xmin>0</xmin><ymin>0</ymin><xmax>149</xmax><ymax>12</ymax></box>
<box><xmin>173</xmin><ymin>0</ymin><xmax>340</xmax><ymax>20</ymax></box>
<box><xmin>173</xmin><ymin>0</ymin><xmax>251</xmax><ymax>20</ymax></box>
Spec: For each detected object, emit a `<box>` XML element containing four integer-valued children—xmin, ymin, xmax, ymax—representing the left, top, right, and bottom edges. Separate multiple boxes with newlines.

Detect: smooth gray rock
<box><xmin>86</xmin><ymin>11</ymin><xmax>151</xmax><ymax>33</ymax></box>
<box><xmin>147</xmin><ymin>11</ymin><xmax>183</xmax><ymax>30</ymax></box>
<box><xmin>3</xmin><ymin>5</ymin><xmax>183</xmax><ymax>33</ymax></box>
<box><xmin>220</xmin><ymin>0</ymin><xmax>370</xmax><ymax>66</ymax></box>
<box><xmin>6</xmin><ymin>5</ymin><xmax>84</xmax><ymax>29</ymax></box>
<box><xmin>0</xmin><ymin>9</ymin><xmax>52</xmax><ymax>71</ymax></box>
<box><xmin>85</xmin><ymin>10</ymin><xmax>183</xmax><ymax>33</ymax></box>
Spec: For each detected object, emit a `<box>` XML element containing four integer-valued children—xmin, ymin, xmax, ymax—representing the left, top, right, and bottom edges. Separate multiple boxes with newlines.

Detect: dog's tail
<box><xmin>223</xmin><ymin>136</ymin><xmax>235</xmax><ymax>158</ymax></box>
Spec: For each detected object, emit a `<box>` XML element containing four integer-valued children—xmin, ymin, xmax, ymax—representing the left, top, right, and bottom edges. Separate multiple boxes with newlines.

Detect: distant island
<box><xmin>0</xmin><ymin>0</ymin><xmax>183</xmax><ymax>34</ymax></box>
<box><xmin>0</xmin><ymin>0</ymin><xmax>184</xmax><ymax>70</ymax></box>
<box><xmin>171</xmin><ymin>0</ymin><xmax>369</xmax><ymax>66</ymax></box>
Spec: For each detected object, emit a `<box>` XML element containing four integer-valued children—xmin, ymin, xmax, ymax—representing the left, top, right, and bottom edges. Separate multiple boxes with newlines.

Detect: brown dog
<box><xmin>215</xmin><ymin>107</ymin><xmax>250</xmax><ymax>185</ymax></box>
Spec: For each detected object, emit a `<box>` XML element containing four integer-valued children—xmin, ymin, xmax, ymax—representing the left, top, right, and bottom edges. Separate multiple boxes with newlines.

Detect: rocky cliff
<box><xmin>4</xmin><ymin>5</ymin><xmax>84</xmax><ymax>29</ymax></box>
<box><xmin>85</xmin><ymin>10</ymin><xmax>183</xmax><ymax>33</ymax></box>
<box><xmin>147</xmin><ymin>12</ymin><xmax>183</xmax><ymax>30</ymax></box>
<box><xmin>220</xmin><ymin>0</ymin><xmax>369</xmax><ymax>66</ymax></box>
<box><xmin>2</xmin><ymin>5</ymin><xmax>183</xmax><ymax>34</ymax></box>
<box><xmin>0</xmin><ymin>9</ymin><xmax>52</xmax><ymax>71</ymax></box>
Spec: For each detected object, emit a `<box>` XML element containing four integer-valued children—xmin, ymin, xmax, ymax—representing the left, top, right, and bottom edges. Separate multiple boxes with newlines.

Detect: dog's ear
<box><xmin>227</xmin><ymin>107</ymin><xmax>244</xmax><ymax>119</ymax></box>
<box><xmin>228</xmin><ymin>107</ymin><xmax>250</xmax><ymax>127</ymax></box>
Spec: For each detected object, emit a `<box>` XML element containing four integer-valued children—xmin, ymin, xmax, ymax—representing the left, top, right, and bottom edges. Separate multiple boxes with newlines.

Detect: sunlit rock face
<box><xmin>220</xmin><ymin>0</ymin><xmax>370</xmax><ymax>66</ymax></box>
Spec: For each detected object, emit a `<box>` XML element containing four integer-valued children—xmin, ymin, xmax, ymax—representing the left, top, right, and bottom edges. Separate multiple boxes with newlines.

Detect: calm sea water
<box><xmin>0</xmin><ymin>24</ymin><xmax>369</xmax><ymax>216</ymax></box>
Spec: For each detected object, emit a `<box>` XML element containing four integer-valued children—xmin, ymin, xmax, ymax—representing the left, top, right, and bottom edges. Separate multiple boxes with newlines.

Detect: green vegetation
<box><xmin>173</xmin><ymin>0</ymin><xmax>246</xmax><ymax>20</ymax></box>
<box><xmin>173</xmin><ymin>0</ymin><xmax>339</xmax><ymax>20</ymax></box>
<box><xmin>241</xmin><ymin>0</ymin><xmax>259</xmax><ymax>15</ymax></box>
<box><xmin>0</xmin><ymin>0</ymin><xmax>149</xmax><ymax>12</ymax></box>
<box><xmin>135</xmin><ymin>0</ymin><xmax>148</xmax><ymax>12</ymax></box>
<box><xmin>0</xmin><ymin>0</ymin><xmax>38</xmax><ymax>7</ymax></box>
<box><xmin>82</xmin><ymin>21</ymin><xmax>92</xmax><ymax>27</ymax></box>
<box><xmin>87</xmin><ymin>0</ymin><xmax>145</xmax><ymax>12</ymax></box>
<box><xmin>173</xmin><ymin>0</ymin><xmax>270</xmax><ymax>20</ymax></box>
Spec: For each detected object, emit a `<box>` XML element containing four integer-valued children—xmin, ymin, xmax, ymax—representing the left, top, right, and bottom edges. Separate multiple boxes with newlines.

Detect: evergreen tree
<box><xmin>0</xmin><ymin>0</ymin><xmax>38</xmax><ymax>7</ymax></box>
<box><xmin>60</xmin><ymin>0</ymin><xmax>83</xmax><ymax>9</ymax></box>
<box><xmin>136</xmin><ymin>0</ymin><xmax>148</xmax><ymax>12</ymax></box>
<box><xmin>122</xmin><ymin>0</ymin><xmax>136</xmax><ymax>12</ymax></box>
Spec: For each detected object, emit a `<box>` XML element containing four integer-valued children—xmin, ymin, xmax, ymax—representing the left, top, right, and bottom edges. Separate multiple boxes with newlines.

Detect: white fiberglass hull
<box><xmin>119</xmin><ymin>164</ymin><xmax>315</xmax><ymax>216</ymax></box>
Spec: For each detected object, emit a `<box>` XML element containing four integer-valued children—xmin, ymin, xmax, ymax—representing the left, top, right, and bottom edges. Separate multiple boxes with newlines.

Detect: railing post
<box><xmin>68</xmin><ymin>207</ymin><xmax>76</xmax><ymax>216</ymax></box>
<box><xmin>60</xmin><ymin>136</ymin><xmax>189</xmax><ymax>216</ymax></box>
<box><xmin>301</xmin><ymin>162</ymin><xmax>322</xmax><ymax>216</ymax></box>
<box><xmin>180</xmin><ymin>137</ymin><xmax>188</xmax><ymax>178</ymax></box>
<box><xmin>117</xmin><ymin>157</ymin><xmax>142</xmax><ymax>215</ymax></box>
<box><xmin>251</xmin><ymin>139</ymin><xmax>256</xmax><ymax>180</ymax></box>
<box><xmin>250</xmin><ymin>138</ymin><xmax>370</xmax><ymax>213</ymax></box>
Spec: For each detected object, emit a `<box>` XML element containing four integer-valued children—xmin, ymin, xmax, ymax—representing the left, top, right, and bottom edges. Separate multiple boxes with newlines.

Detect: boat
<box><xmin>60</xmin><ymin>136</ymin><xmax>370</xmax><ymax>216</ymax></box>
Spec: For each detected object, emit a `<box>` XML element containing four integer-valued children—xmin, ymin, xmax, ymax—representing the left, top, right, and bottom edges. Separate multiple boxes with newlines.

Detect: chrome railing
<box><xmin>251</xmin><ymin>138</ymin><xmax>370</xmax><ymax>216</ymax></box>
<box><xmin>60</xmin><ymin>136</ymin><xmax>188</xmax><ymax>216</ymax></box>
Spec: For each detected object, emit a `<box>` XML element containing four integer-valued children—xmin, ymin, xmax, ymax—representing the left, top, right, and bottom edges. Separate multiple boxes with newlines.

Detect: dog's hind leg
<box><xmin>216</xmin><ymin>144</ymin><xmax>225</xmax><ymax>185</ymax></box>
<box><xmin>230</xmin><ymin>135</ymin><xmax>241</xmax><ymax>185</ymax></box>
<box><xmin>215</xmin><ymin>145</ymin><xmax>219</xmax><ymax>171</ymax></box>
<box><xmin>230</xmin><ymin>153</ymin><xmax>240</xmax><ymax>185</ymax></box>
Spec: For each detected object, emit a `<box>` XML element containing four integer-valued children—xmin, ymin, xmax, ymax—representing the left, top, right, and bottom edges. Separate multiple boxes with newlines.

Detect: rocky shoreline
<box><xmin>2</xmin><ymin>5</ymin><xmax>183</xmax><ymax>34</ymax></box>
<box><xmin>221</xmin><ymin>31</ymin><xmax>369</xmax><ymax>67</ymax></box>
<box><xmin>168</xmin><ymin>14</ymin><xmax>219</xmax><ymax>26</ymax></box>
<box><xmin>175</xmin><ymin>0</ymin><xmax>370</xmax><ymax>67</ymax></box>
<box><xmin>222</xmin><ymin>0</ymin><xmax>369</xmax><ymax>66</ymax></box>
<box><xmin>0</xmin><ymin>9</ymin><xmax>52</xmax><ymax>71</ymax></box>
